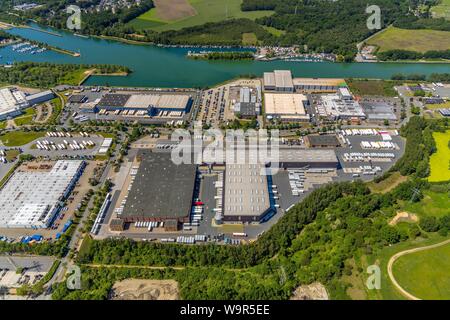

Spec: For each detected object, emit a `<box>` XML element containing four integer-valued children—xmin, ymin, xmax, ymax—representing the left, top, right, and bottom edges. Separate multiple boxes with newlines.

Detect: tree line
<box><xmin>378</xmin><ymin>49</ymin><xmax>450</xmax><ymax>61</ymax></box>
<box><xmin>0</xmin><ymin>62</ymin><xmax>130</xmax><ymax>88</ymax></box>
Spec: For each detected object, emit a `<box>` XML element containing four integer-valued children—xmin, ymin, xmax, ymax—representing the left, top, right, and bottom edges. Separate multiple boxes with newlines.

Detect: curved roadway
<box><xmin>387</xmin><ymin>238</ymin><xmax>450</xmax><ymax>300</ymax></box>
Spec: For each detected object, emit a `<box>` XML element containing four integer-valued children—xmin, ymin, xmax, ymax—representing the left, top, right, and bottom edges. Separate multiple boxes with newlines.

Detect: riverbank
<box><xmin>79</xmin><ymin>69</ymin><xmax>129</xmax><ymax>86</ymax></box>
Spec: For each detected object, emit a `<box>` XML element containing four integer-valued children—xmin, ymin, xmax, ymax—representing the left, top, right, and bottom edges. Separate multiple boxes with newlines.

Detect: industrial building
<box><xmin>319</xmin><ymin>94</ymin><xmax>365</xmax><ymax>120</ymax></box>
<box><xmin>0</xmin><ymin>88</ymin><xmax>54</xmax><ymax>121</ymax></box>
<box><xmin>0</xmin><ymin>87</ymin><xmax>28</xmax><ymax>120</ymax></box>
<box><xmin>264</xmin><ymin>93</ymin><xmax>310</xmax><ymax>122</ymax></box>
<box><xmin>25</xmin><ymin>90</ymin><xmax>55</xmax><ymax>106</ymax></box>
<box><xmin>233</xmin><ymin>87</ymin><xmax>261</xmax><ymax>118</ymax></box>
<box><xmin>277</xmin><ymin>149</ymin><xmax>339</xmax><ymax>169</ymax></box>
<box><xmin>120</xmin><ymin>151</ymin><xmax>197</xmax><ymax>229</ymax></box>
<box><xmin>361</xmin><ymin>101</ymin><xmax>397</xmax><ymax>122</ymax></box>
<box><xmin>263</xmin><ymin>70</ymin><xmax>294</xmax><ymax>92</ymax></box>
<box><xmin>293</xmin><ymin>78</ymin><xmax>346</xmax><ymax>92</ymax></box>
<box><xmin>305</xmin><ymin>134</ymin><xmax>341</xmax><ymax>148</ymax></box>
<box><xmin>96</xmin><ymin>93</ymin><xmax>192</xmax><ymax>117</ymax></box>
<box><xmin>222</xmin><ymin>163</ymin><xmax>271</xmax><ymax>223</ymax></box>
<box><xmin>0</xmin><ymin>160</ymin><xmax>85</xmax><ymax>229</ymax></box>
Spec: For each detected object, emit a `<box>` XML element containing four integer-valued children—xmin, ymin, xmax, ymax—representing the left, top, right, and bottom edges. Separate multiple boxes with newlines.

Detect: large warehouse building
<box><xmin>96</xmin><ymin>93</ymin><xmax>192</xmax><ymax>116</ymax></box>
<box><xmin>0</xmin><ymin>160</ymin><xmax>85</xmax><ymax>229</ymax></box>
<box><xmin>0</xmin><ymin>88</ymin><xmax>54</xmax><ymax>121</ymax></box>
<box><xmin>263</xmin><ymin>70</ymin><xmax>294</xmax><ymax>92</ymax></box>
<box><xmin>0</xmin><ymin>87</ymin><xmax>29</xmax><ymax>120</ymax></box>
<box><xmin>293</xmin><ymin>78</ymin><xmax>346</xmax><ymax>92</ymax></box>
<box><xmin>264</xmin><ymin>93</ymin><xmax>310</xmax><ymax>122</ymax></box>
<box><xmin>277</xmin><ymin>149</ymin><xmax>339</xmax><ymax>169</ymax></box>
<box><xmin>120</xmin><ymin>151</ymin><xmax>197</xmax><ymax>229</ymax></box>
<box><xmin>222</xmin><ymin>163</ymin><xmax>272</xmax><ymax>223</ymax></box>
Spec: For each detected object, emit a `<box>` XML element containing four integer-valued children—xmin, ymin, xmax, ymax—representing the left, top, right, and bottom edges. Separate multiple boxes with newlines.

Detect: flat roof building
<box><xmin>234</xmin><ymin>87</ymin><xmax>261</xmax><ymax>118</ymax></box>
<box><xmin>305</xmin><ymin>134</ymin><xmax>341</xmax><ymax>148</ymax></box>
<box><xmin>120</xmin><ymin>151</ymin><xmax>197</xmax><ymax>225</ymax></box>
<box><xmin>264</xmin><ymin>70</ymin><xmax>294</xmax><ymax>92</ymax></box>
<box><xmin>320</xmin><ymin>94</ymin><xmax>365</xmax><ymax>120</ymax></box>
<box><xmin>264</xmin><ymin>93</ymin><xmax>310</xmax><ymax>122</ymax></box>
<box><xmin>361</xmin><ymin>101</ymin><xmax>397</xmax><ymax>122</ymax></box>
<box><xmin>293</xmin><ymin>78</ymin><xmax>346</xmax><ymax>92</ymax></box>
<box><xmin>0</xmin><ymin>160</ymin><xmax>85</xmax><ymax>229</ymax></box>
<box><xmin>223</xmin><ymin>163</ymin><xmax>271</xmax><ymax>223</ymax></box>
<box><xmin>25</xmin><ymin>90</ymin><xmax>55</xmax><ymax>106</ymax></box>
<box><xmin>0</xmin><ymin>87</ymin><xmax>29</xmax><ymax>120</ymax></box>
<box><xmin>277</xmin><ymin>149</ymin><xmax>339</xmax><ymax>168</ymax></box>
<box><xmin>97</xmin><ymin>93</ymin><xmax>192</xmax><ymax>116</ymax></box>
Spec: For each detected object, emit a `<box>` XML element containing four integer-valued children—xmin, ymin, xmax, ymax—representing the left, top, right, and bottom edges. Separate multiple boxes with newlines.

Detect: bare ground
<box><xmin>153</xmin><ymin>0</ymin><xmax>197</xmax><ymax>21</ymax></box>
<box><xmin>389</xmin><ymin>211</ymin><xmax>419</xmax><ymax>226</ymax></box>
<box><xmin>109</xmin><ymin>279</ymin><xmax>180</xmax><ymax>300</ymax></box>
<box><xmin>291</xmin><ymin>282</ymin><xmax>329</xmax><ymax>300</ymax></box>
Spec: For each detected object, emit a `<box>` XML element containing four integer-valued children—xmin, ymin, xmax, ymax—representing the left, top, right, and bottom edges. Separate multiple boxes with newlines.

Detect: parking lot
<box><xmin>0</xmin><ymin>256</ymin><xmax>55</xmax><ymax>289</ymax></box>
<box><xmin>26</xmin><ymin>134</ymin><xmax>105</xmax><ymax>158</ymax></box>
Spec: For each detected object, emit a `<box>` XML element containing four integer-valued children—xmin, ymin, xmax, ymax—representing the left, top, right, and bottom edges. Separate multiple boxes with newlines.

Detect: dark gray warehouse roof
<box><xmin>121</xmin><ymin>151</ymin><xmax>197</xmax><ymax>220</ymax></box>
<box><xmin>97</xmin><ymin>94</ymin><xmax>131</xmax><ymax>107</ymax></box>
<box><xmin>306</xmin><ymin>134</ymin><xmax>340</xmax><ymax>147</ymax></box>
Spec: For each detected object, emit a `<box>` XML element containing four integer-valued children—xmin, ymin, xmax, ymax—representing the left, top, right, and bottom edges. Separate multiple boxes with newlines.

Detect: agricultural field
<box><xmin>0</xmin><ymin>131</ymin><xmax>44</xmax><ymax>146</ymax></box>
<box><xmin>392</xmin><ymin>241</ymin><xmax>450</xmax><ymax>299</ymax></box>
<box><xmin>431</xmin><ymin>0</ymin><xmax>450</xmax><ymax>20</ymax></box>
<box><xmin>129</xmin><ymin>0</ymin><xmax>274</xmax><ymax>32</ymax></box>
<box><xmin>367</xmin><ymin>26</ymin><xmax>450</xmax><ymax>53</ymax></box>
<box><xmin>428</xmin><ymin>130</ymin><xmax>450</xmax><ymax>182</ymax></box>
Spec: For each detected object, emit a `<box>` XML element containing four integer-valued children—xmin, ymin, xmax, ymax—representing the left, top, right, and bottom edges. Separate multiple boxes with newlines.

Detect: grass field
<box><xmin>428</xmin><ymin>130</ymin><xmax>450</xmax><ymax>182</ymax></box>
<box><xmin>431</xmin><ymin>0</ymin><xmax>450</xmax><ymax>20</ymax></box>
<box><xmin>400</xmin><ymin>190</ymin><xmax>450</xmax><ymax>219</ymax></box>
<box><xmin>129</xmin><ymin>0</ymin><xmax>274</xmax><ymax>32</ymax></box>
<box><xmin>242</xmin><ymin>32</ymin><xmax>257</xmax><ymax>45</ymax></box>
<box><xmin>13</xmin><ymin>107</ymin><xmax>36</xmax><ymax>126</ymax></box>
<box><xmin>0</xmin><ymin>131</ymin><xmax>44</xmax><ymax>146</ymax></box>
<box><xmin>367</xmin><ymin>26</ymin><xmax>450</xmax><ymax>53</ymax></box>
<box><xmin>262</xmin><ymin>26</ymin><xmax>285</xmax><ymax>37</ymax></box>
<box><xmin>425</xmin><ymin>101</ymin><xmax>450</xmax><ymax>110</ymax></box>
<box><xmin>392</xmin><ymin>242</ymin><xmax>450</xmax><ymax>299</ymax></box>
<box><xmin>346</xmin><ymin>79</ymin><xmax>399</xmax><ymax>97</ymax></box>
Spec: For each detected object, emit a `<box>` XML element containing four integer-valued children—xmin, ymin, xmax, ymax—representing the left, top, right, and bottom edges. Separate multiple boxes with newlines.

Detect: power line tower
<box><xmin>409</xmin><ymin>187</ymin><xmax>421</xmax><ymax>203</ymax></box>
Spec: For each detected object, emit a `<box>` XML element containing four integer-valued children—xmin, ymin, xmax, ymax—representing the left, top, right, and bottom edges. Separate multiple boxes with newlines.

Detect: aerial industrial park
<box><xmin>0</xmin><ymin>70</ymin><xmax>408</xmax><ymax>245</ymax></box>
<box><xmin>0</xmin><ymin>66</ymin><xmax>448</xmax><ymax>303</ymax></box>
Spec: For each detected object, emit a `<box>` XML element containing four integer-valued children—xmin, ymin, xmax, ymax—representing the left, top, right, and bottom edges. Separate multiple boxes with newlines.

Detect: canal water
<box><xmin>2</xmin><ymin>23</ymin><xmax>450</xmax><ymax>88</ymax></box>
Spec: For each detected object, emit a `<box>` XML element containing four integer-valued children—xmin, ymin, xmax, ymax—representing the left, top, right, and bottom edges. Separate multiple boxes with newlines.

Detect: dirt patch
<box><xmin>110</xmin><ymin>279</ymin><xmax>180</xmax><ymax>300</ymax></box>
<box><xmin>34</xmin><ymin>103</ymin><xmax>53</xmax><ymax>123</ymax></box>
<box><xmin>389</xmin><ymin>211</ymin><xmax>419</xmax><ymax>226</ymax></box>
<box><xmin>291</xmin><ymin>282</ymin><xmax>329</xmax><ymax>300</ymax></box>
<box><xmin>153</xmin><ymin>0</ymin><xmax>197</xmax><ymax>21</ymax></box>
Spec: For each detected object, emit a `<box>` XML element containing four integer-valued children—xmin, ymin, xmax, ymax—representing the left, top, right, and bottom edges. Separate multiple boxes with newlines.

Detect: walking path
<box><xmin>387</xmin><ymin>238</ymin><xmax>450</xmax><ymax>300</ymax></box>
